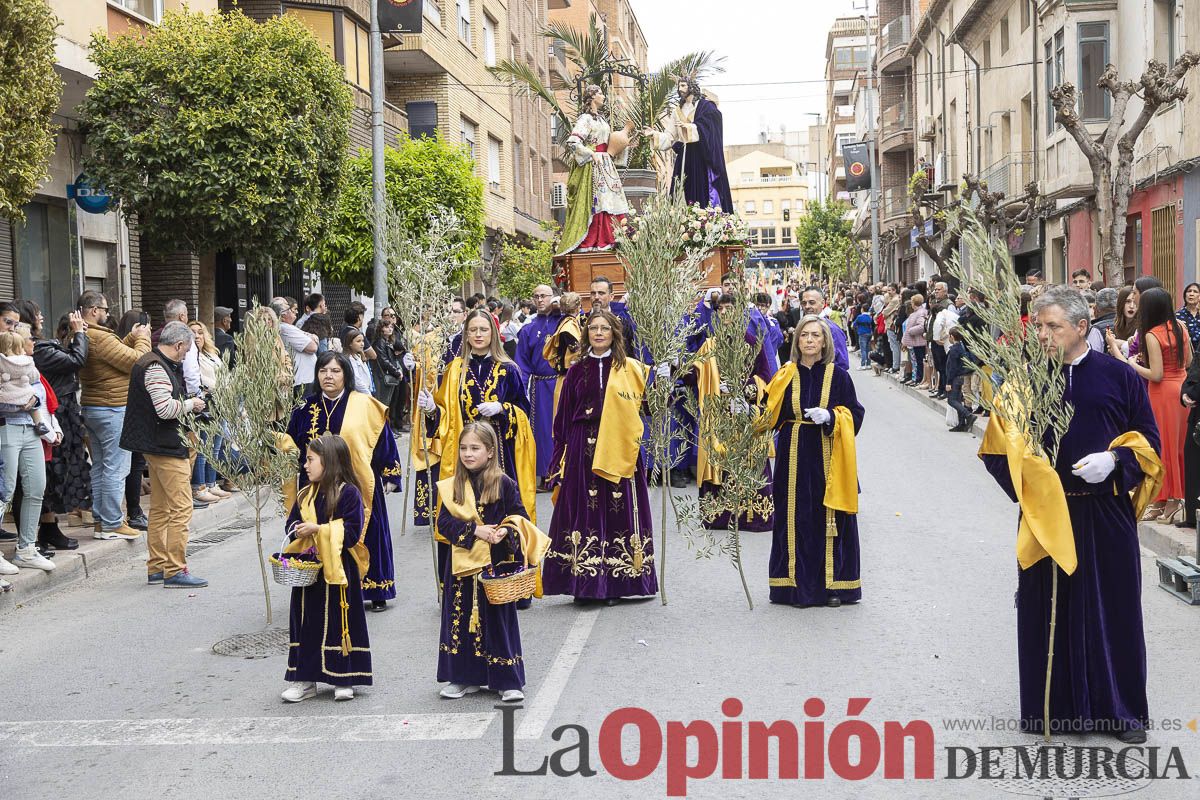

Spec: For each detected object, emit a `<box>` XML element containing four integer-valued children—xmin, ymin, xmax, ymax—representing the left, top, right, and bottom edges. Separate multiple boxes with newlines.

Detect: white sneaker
<box><xmin>439</xmin><ymin>683</ymin><xmax>480</xmax><ymax>699</ymax></box>
<box><xmin>334</xmin><ymin>686</ymin><xmax>354</xmax><ymax>701</ymax></box>
<box><xmin>0</xmin><ymin>578</ymin><xmax>10</xmax><ymax>592</ymax></box>
<box><xmin>0</xmin><ymin>554</ymin><xmax>19</xmax><ymax>575</ymax></box>
<box><xmin>280</xmin><ymin>681</ymin><xmax>317</xmax><ymax>703</ymax></box>
<box><xmin>13</xmin><ymin>546</ymin><xmax>55</xmax><ymax>572</ymax></box>
<box><xmin>500</xmin><ymin>689</ymin><xmax>525</xmax><ymax>703</ymax></box>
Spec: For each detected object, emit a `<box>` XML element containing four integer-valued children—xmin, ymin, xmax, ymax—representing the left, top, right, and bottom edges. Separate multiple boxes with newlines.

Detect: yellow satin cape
<box><xmin>435</xmin><ymin>356</ymin><xmax>538</xmax><ymax>524</ymax></box>
<box><xmin>976</xmin><ymin>394</ymin><xmax>1161</xmax><ymax>574</ymax></box>
<box><xmin>544</xmin><ymin>316</ymin><xmax>582</xmax><ymax>419</ymax></box>
<box><xmin>693</xmin><ymin>340</ymin><xmax>773</xmax><ymax>486</ymax></box>
<box><xmin>338</xmin><ymin>391</ymin><xmax>391</xmax><ymax>533</ymax></box>
<box><xmin>593</xmin><ymin>358</ymin><xmax>648</xmax><ymax>483</ymax></box>
<box><xmin>409</xmin><ymin>330</ymin><xmax>446</xmax><ymax>471</ymax></box>
<box><xmin>284</xmin><ymin>484</ymin><xmax>370</xmax><ymax>656</ymax></box>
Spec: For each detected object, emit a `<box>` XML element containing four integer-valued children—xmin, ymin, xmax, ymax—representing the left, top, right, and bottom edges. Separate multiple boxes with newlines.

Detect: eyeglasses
<box><xmin>532</xmin><ymin>293</ymin><xmax>552</xmax><ymax>299</ymax></box>
<box><xmin>587</xmin><ymin>325</ymin><xmax>613</xmax><ymax>333</ymax></box>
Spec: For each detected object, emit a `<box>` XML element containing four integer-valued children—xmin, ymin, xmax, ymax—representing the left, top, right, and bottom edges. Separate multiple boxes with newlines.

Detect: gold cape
<box><xmin>409</xmin><ymin>330</ymin><xmax>446</xmax><ymax>471</ymax></box>
<box><xmin>693</xmin><ymin>339</ymin><xmax>773</xmax><ymax>486</ymax></box>
<box><xmin>978</xmin><ymin>404</ymin><xmax>1162</xmax><ymax>574</ymax></box>
<box><xmin>435</xmin><ymin>356</ymin><xmax>538</xmax><ymax>525</ymax></box>
<box><xmin>593</xmin><ymin>358</ymin><xmax>648</xmax><ymax>483</ymax></box>
<box><xmin>544</xmin><ymin>315</ymin><xmax>583</xmax><ymax>419</ymax></box>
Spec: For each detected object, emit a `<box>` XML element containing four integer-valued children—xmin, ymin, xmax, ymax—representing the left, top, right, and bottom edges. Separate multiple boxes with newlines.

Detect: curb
<box><xmin>870</xmin><ymin>366</ymin><xmax>1198</xmax><ymax>561</ymax></box>
<box><xmin>0</xmin><ymin>491</ymin><xmax>257</xmax><ymax>615</ymax></box>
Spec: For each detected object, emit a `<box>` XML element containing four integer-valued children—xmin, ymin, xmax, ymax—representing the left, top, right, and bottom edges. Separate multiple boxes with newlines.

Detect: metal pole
<box><xmin>863</xmin><ymin>15</ymin><xmax>881</xmax><ymax>284</ymax></box>
<box><xmin>370</xmin><ymin>1</ymin><xmax>388</xmax><ymax>311</ymax></box>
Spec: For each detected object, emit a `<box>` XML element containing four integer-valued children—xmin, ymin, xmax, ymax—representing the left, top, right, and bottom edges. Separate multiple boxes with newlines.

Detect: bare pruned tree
<box><xmin>1050</xmin><ymin>54</ymin><xmax>1200</xmax><ymax>285</ymax></box>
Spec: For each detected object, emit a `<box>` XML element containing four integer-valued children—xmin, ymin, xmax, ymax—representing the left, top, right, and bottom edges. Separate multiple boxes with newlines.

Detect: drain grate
<box><xmin>989</xmin><ymin>744</ymin><xmax>1151</xmax><ymax>797</ymax></box>
<box><xmin>212</xmin><ymin>628</ymin><xmax>290</xmax><ymax>658</ymax></box>
<box><xmin>187</xmin><ymin>516</ymin><xmax>260</xmax><ymax>554</ymax></box>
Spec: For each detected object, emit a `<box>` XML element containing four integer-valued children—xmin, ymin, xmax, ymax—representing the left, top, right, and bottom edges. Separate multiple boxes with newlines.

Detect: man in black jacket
<box><xmin>213</xmin><ymin>306</ymin><xmax>236</xmax><ymax>366</ymax></box>
<box><xmin>120</xmin><ymin>321</ymin><xmax>208</xmax><ymax>589</ymax></box>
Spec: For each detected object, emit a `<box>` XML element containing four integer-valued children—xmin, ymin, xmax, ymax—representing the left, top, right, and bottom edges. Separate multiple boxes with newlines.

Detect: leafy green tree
<box><xmin>80</xmin><ymin>10</ymin><xmax>351</xmax><ymax>267</ymax></box>
<box><xmin>315</xmin><ymin>137</ymin><xmax>485</xmax><ymax>291</ymax></box>
<box><xmin>794</xmin><ymin>199</ymin><xmax>854</xmax><ymax>277</ymax></box>
<box><xmin>0</xmin><ymin>0</ymin><xmax>61</xmax><ymax>221</ymax></box>
<box><xmin>496</xmin><ymin>224</ymin><xmax>558</xmax><ymax>301</ymax></box>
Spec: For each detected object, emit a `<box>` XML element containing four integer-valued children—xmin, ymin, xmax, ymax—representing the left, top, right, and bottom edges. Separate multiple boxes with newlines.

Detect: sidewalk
<box><xmin>0</xmin><ymin>491</ymin><xmax>257</xmax><ymax>615</ymax></box>
<box><xmin>872</xmin><ymin>364</ymin><xmax>1198</xmax><ymax>562</ymax></box>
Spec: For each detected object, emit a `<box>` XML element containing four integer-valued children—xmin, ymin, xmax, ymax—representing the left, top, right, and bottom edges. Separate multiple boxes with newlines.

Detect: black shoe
<box><xmin>949</xmin><ymin>422</ymin><xmax>967</xmax><ymax>433</ymax></box>
<box><xmin>38</xmin><ymin>522</ymin><xmax>78</xmax><ymax>551</ymax></box>
<box><xmin>972</xmin><ymin>406</ymin><xmax>985</xmax><ymax>414</ymax></box>
<box><xmin>964</xmin><ymin>414</ymin><xmax>978</xmax><ymax>431</ymax></box>
<box><xmin>35</xmin><ymin>544</ymin><xmax>55</xmax><ymax>559</ymax></box>
<box><xmin>934</xmin><ymin>392</ymin><xmax>948</xmax><ymax>400</ymax></box>
<box><xmin>1115</xmin><ymin>728</ymin><xmax>1147</xmax><ymax>744</ymax></box>
<box><xmin>0</xmin><ymin>529</ymin><xmax>15</xmax><ymax>542</ymax></box>
<box><xmin>572</xmin><ymin>597</ymin><xmax>593</xmax><ymax>606</ymax></box>
<box><xmin>827</xmin><ymin>597</ymin><xmax>842</xmax><ymax>608</ymax></box>
<box><xmin>127</xmin><ymin>513</ymin><xmax>148</xmax><ymax>531</ymax></box>
<box><xmin>368</xmin><ymin>600</ymin><xmax>388</xmax><ymax>612</ymax></box>
<box><xmin>516</xmin><ymin>597</ymin><xmax>532</xmax><ymax>610</ymax></box>
<box><xmin>1175</xmin><ymin>519</ymin><xmax>1196</xmax><ymax>529</ymax></box>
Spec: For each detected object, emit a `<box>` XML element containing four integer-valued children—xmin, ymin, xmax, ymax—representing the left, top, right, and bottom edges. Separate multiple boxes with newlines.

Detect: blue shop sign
<box><xmin>67</xmin><ymin>173</ymin><xmax>113</xmax><ymax>214</ymax></box>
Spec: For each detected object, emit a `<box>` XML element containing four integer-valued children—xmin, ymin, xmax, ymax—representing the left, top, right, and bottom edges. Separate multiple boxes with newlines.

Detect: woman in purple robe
<box><xmin>764</xmin><ymin>316</ymin><xmax>865</xmax><ymax>608</ymax></box>
<box><xmin>543</xmin><ymin>308</ymin><xmax>657</xmax><ymax>604</ymax></box>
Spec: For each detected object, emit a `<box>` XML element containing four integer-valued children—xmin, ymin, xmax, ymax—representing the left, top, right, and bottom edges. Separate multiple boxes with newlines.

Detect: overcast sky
<box><xmin>632</xmin><ymin>0</ymin><xmax>867</xmax><ymax>145</ymax></box>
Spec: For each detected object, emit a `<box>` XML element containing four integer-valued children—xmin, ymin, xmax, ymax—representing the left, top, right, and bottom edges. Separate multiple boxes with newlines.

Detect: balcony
<box><xmin>738</xmin><ymin>174</ymin><xmax>801</xmax><ymax>186</ymax></box>
<box><xmin>548</xmin><ymin>42</ymin><xmax>571</xmax><ymax>83</ymax></box>
<box><xmin>880</xmin><ymin>101</ymin><xmax>912</xmax><ymax>154</ymax></box>
<box><xmin>878</xmin><ymin>15</ymin><xmax>910</xmax><ymax>73</ymax></box>
<box><xmin>881</xmin><ymin>187</ymin><xmax>912</xmax><ymax>226</ymax></box>
<box><xmin>979</xmin><ymin>151</ymin><xmax>1036</xmax><ymax>199</ymax></box>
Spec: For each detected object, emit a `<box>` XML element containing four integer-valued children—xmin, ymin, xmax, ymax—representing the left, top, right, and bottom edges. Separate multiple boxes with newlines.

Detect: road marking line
<box><xmin>516</xmin><ymin>609</ymin><xmax>599</xmax><ymax>740</ymax></box>
<box><xmin>0</xmin><ymin>712</ymin><xmax>496</xmax><ymax>747</ymax></box>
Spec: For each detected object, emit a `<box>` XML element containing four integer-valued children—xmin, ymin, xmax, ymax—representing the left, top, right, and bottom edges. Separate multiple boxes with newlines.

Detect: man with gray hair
<box><xmin>271</xmin><ymin>296</ymin><xmax>318</xmax><ymax>390</ymax></box>
<box><xmin>1086</xmin><ymin>287</ymin><xmax>1119</xmax><ymax>353</ymax></box>
<box><xmin>980</xmin><ymin>285</ymin><xmax>1160</xmax><ymax>743</ymax></box>
<box><xmin>159</xmin><ymin>299</ymin><xmax>201</xmax><ymax>395</ymax></box>
<box><xmin>121</xmin><ymin>321</ymin><xmax>210</xmax><ymax>589</ymax></box>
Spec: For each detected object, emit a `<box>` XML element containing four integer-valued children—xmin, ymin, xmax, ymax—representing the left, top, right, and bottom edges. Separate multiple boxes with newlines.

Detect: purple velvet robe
<box><xmin>515</xmin><ymin>312</ymin><xmax>562</xmax><ymax>480</ymax></box>
<box><xmin>670</xmin><ymin>96</ymin><xmax>734</xmax><ymax>211</ymax></box>
<box><xmin>768</xmin><ymin>362</ymin><xmax>865</xmax><ymax>606</ymax></box>
<box><xmin>436</xmin><ymin>475</ymin><xmax>528</xmax><ymax>691</ymax></box>
<box><xmin>285</xmin><ymin>484</ymin><xmax>372</xmax><ymax>686</ymax></box>
<box><xmin>699</xmin><ymin>328</ymin><xmax>776</xmax><ymax>532</ymax></box>
<box><xmin>543</xmin><ymin>355</ymin><xmax>658</xmax><ymax>599</ymax></box>
<box><xmin>287</xmin><ymin>391</ymin><xmax>403</xmax><ymax>602</ymax></box>
<box><xmin>981</xmin><ymin>351</ymin><xmax>1159</xmax><ymax>736</ymax></box>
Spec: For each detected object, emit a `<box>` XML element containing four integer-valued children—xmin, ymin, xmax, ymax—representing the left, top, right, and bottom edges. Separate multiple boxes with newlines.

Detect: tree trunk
<box><xmin>1094</xmin><ymin>162</ymin><xmax>1127</xmax><ymax>286</ymax></box>
<box><xmin>254</xmin><ymin>490</ymin><xmax>273</xmax><ymax>626</ymax></box>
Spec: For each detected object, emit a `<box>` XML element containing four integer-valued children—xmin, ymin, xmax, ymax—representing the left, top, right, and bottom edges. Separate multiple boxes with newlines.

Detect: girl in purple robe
<box><xmin>436</xmin><ymin>423</ymin><xmax>529</xmax><ymax>703</ymax></box>
<box><xmin>765</xmin><ymin>316</ymin><xmax>865</xmax><ymax>608</ymax></box>
<box><xmin>543</xmin><ymin>308</ymin><xmax>658</xmax><ymax>604</ymax></box>
<box><xmin>281</xmin><ymin>434</ymin><xmax>371</xmax><ymax>702</ymax></box>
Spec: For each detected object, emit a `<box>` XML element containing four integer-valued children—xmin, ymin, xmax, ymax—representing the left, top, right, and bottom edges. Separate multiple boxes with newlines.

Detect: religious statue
<box><xmin>558</xmin><ymin>84</ymin><xmax>633</xmax><ymax>256</ymax></box>
<box><xmin>644</xmin><ymin>73</ymin><xmax>733</xmax><ymax>212</ymax></box>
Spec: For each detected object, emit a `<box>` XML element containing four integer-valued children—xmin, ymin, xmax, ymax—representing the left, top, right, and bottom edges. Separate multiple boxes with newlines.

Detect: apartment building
<box><xmin>825</xmin><ymin>16</ymin><xmax>876</xmax><ymax>205</ymax></box>
<box><xmin>2</xmin><ymin>0</ymin><xmax>219</xmax><ymax>323</ymax></box>
<box><xmin>726</xmin><ymin>149</ymin><xmax>809</xmax><ymax>270</ymax></box>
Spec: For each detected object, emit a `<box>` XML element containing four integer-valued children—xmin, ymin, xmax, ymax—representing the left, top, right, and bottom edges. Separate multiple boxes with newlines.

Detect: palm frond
<box><xmin>543</xmin><ymin>14</ymin><xmax>610</xmax><ymax>77</ymax></box>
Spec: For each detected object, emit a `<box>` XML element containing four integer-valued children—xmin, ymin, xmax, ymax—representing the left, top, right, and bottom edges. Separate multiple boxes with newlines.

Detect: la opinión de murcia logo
<box><xmin>494</xmin><ymin>698</ymin><xmax>1195</xmax><ymax>796</ymax></box>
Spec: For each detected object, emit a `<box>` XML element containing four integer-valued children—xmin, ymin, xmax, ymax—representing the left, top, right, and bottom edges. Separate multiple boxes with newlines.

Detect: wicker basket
<box><xmin>271</xmin><ymin>533</ymin><xmax>322</xmax><ymax>587</ymax></box>
<box><xmin>480</xmin><ymin>542</ymin><xmax>537</xmax><ymax>604</ymax></box>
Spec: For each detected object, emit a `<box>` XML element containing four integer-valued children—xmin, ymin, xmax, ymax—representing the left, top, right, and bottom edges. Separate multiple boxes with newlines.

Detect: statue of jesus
<box><xmin>643</xmin><ymin>73</ymin><xmax>733</xmax><ymax>212</ymax></box>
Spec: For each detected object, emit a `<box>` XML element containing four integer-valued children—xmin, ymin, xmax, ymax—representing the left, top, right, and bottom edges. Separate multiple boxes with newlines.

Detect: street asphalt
<box><xmin>1</xmin><ymin>369</ymin><xmax>1197</xmax><ymax>799</ymax></box>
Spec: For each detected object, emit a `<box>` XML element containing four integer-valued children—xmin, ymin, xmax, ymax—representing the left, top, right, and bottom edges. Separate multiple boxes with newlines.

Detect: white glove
<box><xmin>477</xmin><ymin>401</ymin><xmax>504</xmax><ymax>418</ymax></box>
<box><xmin>1071</xmin><ymin>451</ymin><xmax>1117</xmax><ymax>484</ymax></box>
<box><xmin>655</xmin><ymin>363</ymin><xmax>672</xmax><ymax>381</ymax></box>
<box><xmin>803</xmin><ymin>407</ymin><xmax>831</xmax><ymax>426</ymax></box>
<box><xmin>402</xmin><ymin>352</ymin><xmax>416</xmax><ymax>370</ymax></box>
<box><xmin>705</xmin><ymin>287</ymin><xmax>721</xmax><ymax>303</ymax></box>
<box><xmin>718</xmin><ymin>381</ymin><xmax>730</xmax><ymax>394</ymax></box>
<box><xmin>417</xmin><ymin>389</ymin><xmax>436</xmax><ymax>412</ymax></box>
<box><xmin>730</xmin><ymin>396</ymin><xmax>749</xmax><ymax>414</ymax></box>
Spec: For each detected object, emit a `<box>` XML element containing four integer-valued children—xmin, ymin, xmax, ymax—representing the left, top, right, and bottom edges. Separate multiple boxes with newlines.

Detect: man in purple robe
<box><xmin>515</xmin><ymin>284</ymin><xmax>561</xmax><ymax>486</ymax></box>
<box><xmin>981</xmin><ymin>287</ymin><xmax>1159</xmax><ymax>744</ymax></box>
<box><xmin>646</xmin><ymin>74</ymin><xmax>733</xmax><ymax>211</ymax></box>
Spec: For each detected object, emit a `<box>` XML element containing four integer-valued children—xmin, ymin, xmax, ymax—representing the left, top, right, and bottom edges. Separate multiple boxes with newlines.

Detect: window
<box><xmin>286</xmin><ymin>8</ymin><xmax>337</xmax><ymax>58</ymax></box>
<box><xmin>407</xmin><ymin>101</ymin><xmax>438</xmax><ymax>139</ymax></box>
<box><xmin>110</xmin><ymin>0</ymin><xmax>162</xmax><ymax>24</ymax></box>
<box><xmin>513</xmin><ymin>139</ymin><xmax>523</xmax><ymax>187</ymax></box>
<box><xmin>542</xmin><ymin>158</ymin><xmax>551</xmax><ymax>200</ymax></box>
<box><xmin>782</xmin><ymin>227</ymin><xmax>793</xmax><ymax>245</ymax></box>
<box><xmin>747</xmin><ymin>228</ymin><xmax>760</xmax><ymax>246</ymax></box>
<box><xmin>833</xmin><ymin>46</ymin><xmax>869</xmax><ymax>70</ymax></box>
<box><xmin>744</xmin><ymin>200</ymin><xmax>756</xmax><ymax>214</ymax></box>
<box><xmin>487</xmin><ymin>136</ymin><xmax>502</xmax><ymax>189</ymax></box>
<box><xmin>1000</xmin><ymin>16</ymin><xmax>1010</xmax><ymax>54</ymax></box>
<box><xmin>483</xmin><ymin>14</ymin><xmax>497</xmax><ymax>66</ymax></box>
<box><xmin>1045</xmin><ymin>28</ymin><xmax>1064</xmax><ymax>131</ymax></box>
<box><xmin>741</xmin><ymin>171</ymin><xmax>755</xmax><ymax>183</ymax></box>
<box><xmin>760</xmin><ymin>227</ymin><xmax>777</xmax><ymax>246</ymax></box>
<box><xmin>457</xmin><ymin>0</ymin><xmax>471</xmax><ymax>45</ymax></box>
<box><xmin>1021</xmin><ymin>0</ymin><xmax>1030</xmax><ymax>32</ymax></box>
<box><xmin>782</xmin><ymin>199</ymin><xmax>791</xmax><ymax>211</ymax></box>
<box><xmin>763</xmin><ymin>199</ymin><xmax>774</xmax><ymax>215</ymax></box>
<box><xmin>529</xmin><ymin>146</ymin><xmax>536</xmax><ymax>192</ymax></box>
<box><xmin>341</xmin><ymin>20</ymin><xmax>370</xmax><ymax>87</ymax></box>
<box><xmin>460</xmin><ymin>117</ymin><xmax>477</xmax><ymax>162</ymax></box>
<box><xmin>1156</xmin><ymin>0</ymin><xmax>1178</xmax><ymax>67</ymax></box>
<box><xmin>424</xmin><ymin>0</ymin><xmax>442</xmax><ymax>27</ymax></box>
<box><xmin>1078</xmin><ymin>22</ymin><xmax>1110</xmax><ymax>119</ymax></box>
<box><xmin>925</xmin><ymin>51</ymin><xmax>933</xmax><ymax>106</ymax></box>
<box><xmin>982</xmin><ymin>38</ymin><xmax>991</xmax><ymax>71</ymax></box>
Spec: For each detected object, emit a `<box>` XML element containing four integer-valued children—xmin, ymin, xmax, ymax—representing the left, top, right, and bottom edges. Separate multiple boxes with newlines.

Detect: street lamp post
<box><xmin>859</xmin><ymin>11</ymin><xmax>881</xmax><ymax>285</ymax></box>
<box><xmin>369</xmin><ymin>0</ymin><xmax>388</xmax><ymax>312</ymax></box>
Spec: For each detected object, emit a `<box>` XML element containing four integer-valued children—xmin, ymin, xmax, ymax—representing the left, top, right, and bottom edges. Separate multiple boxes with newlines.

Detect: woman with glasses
<box><xmin>541</xmin><ymin>308</ymin><xmax>657</xmax><ymax>605</ymax></box>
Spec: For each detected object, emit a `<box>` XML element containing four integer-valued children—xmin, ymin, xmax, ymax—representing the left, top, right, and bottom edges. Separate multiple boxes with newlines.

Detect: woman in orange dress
<box><xmin>1124</xmin><ymin>287</ymin><xmax>1192</xmax><ymax>521</ymax></box>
